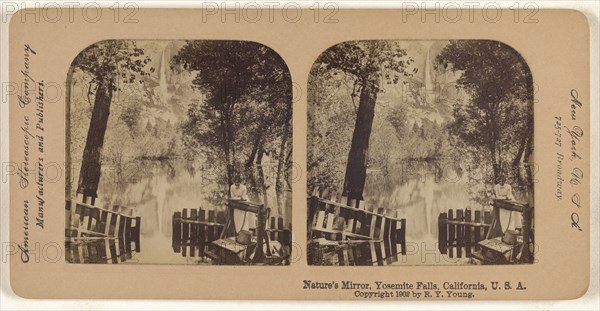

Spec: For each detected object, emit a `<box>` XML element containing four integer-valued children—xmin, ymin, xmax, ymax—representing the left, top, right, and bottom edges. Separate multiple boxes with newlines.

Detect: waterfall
<box><xmin>156</xmin><ymin>43</ymin><xmax>169</xmax><ymax>234</ymax></box>
<box><xmin>159</xmin><ymin>43</ymin><xmax>169</xmax><ymax>103</ymax></box>
<box><xmin>423</xmin><ymin>41</ymin><xmax>436</xmax><ymax>106</ymax></box>
<box><xmin>423</xmin><ymin>42</ymin><xmax>435</xmax><ymax>235</ymax></box>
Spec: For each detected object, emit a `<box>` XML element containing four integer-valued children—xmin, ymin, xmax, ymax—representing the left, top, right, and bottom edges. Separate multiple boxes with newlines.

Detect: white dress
<box><xmin>230</xmin><ymin>184</ymin><xmax>256</xmax><ymax>232</ymax></box>
<box><xmin>494</xmin><ymin>184</ymin><xmax>521</xmax><ymax>232</ymax></box>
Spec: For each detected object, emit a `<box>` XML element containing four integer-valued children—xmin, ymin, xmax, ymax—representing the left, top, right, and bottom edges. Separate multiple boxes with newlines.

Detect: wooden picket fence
<box><xmin>437</xmin><ymin>208</ymin><xmax>493</xmax><ymax>258</ymax></box>
<box><xmin>307</xmin><ymin>195</ymin><xmax>407</xmax><ymax>256</ymax></box>
<box><xmin>65</xmin><ymin>199</ymin><xmax>141</xmax><ymax>264</ymax></box>
<box><xmin>266</xmin><ymin>216</ymin><xmax>292</xmax><ymax>248</ymax></box>
<box><xmin>172</xmin><ymin>208</ymin><xmax>226</xmax><ymax>257</ymax></box>
<box><xmin>172</xmin><ymin>207</ymin><xmax>291</xmax><ymax>258</ymax></box>
<box><xmin>66</xmin><ymin>237</ymin><xmax>136</xmax><ymax>264</ymax></box>
<box><xmin>311</xmin><ymin>240</ymin><xmax>408</xmax><ymax>266</ymax></box>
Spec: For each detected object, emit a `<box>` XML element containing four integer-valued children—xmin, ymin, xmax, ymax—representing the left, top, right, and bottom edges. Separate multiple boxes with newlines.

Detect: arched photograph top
<box><xmin>307</xmin><ymin>40</ymin><xmax>534</xmax><ymax>266</ymax></box>
<box><xmin>65</xmin><ymin>40</ymin><xmax>293</xmax><ymax>266</ymax></box>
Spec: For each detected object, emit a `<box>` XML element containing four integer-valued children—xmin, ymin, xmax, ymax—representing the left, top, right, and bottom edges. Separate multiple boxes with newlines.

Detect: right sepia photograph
<box><xmin>307</xmin><ymin>40</ymin><xmax>535</xmax><ymax>266</ymax></box>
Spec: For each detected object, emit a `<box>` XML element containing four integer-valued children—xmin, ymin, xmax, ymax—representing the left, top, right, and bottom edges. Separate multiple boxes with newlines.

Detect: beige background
<box><xmin>8</xmin><ymin>9</ymin><xmax>590</xmax><ymax>299</ymax></box>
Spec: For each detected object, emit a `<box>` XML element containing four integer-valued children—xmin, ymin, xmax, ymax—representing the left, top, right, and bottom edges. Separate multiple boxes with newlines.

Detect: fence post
<box><xmin>438</xmin><ymin>212</ymin><xmax>447</xmax><ymax>254</ymax></box>
<box><xmin>464</xmin><ymin>209</ymin><xmax>472</xmax><ymax>258</ymax></box>
<box><xmin>307</xmin><ymin>196</ymin><xmax>319</xmax><ymax>234</ymax></box>
<box><xmin>181</xmin><ymin>208</ymin><xmax>189</xmax><ymax>257</ymax></box>
<box><xmin>336</xmin><ymin>248</ymin><xmax>344</xmax><ymax>265</ymax></box>
<box><xmin>99</xmin><ymin>210</ymin><xmax>108</xmax><ymax>236</ymax></box>
<box><xmin>189</xmin><ymin>209</ymin><xmax>198</xmax><ymax>257</ymax></box>
<box><xmin>108</xmin><ymin>208</ymin><xmax>117</xmax><ymax>237</ymax></box>
<box><xmin>383</xmin><ymin>218</ymin><xmax>391</xmax><ymax>258</ymax></box>
<box><xmin>474</xmin><ymin>210</ymin><xmax>481</xmax><ymax>251</ymax></box>
<box><xmin>456</xmin><ymin>209</ymin><xmax>463</xmax><ymax>258</ymax></box>
<box><xmin>390</xmin><ymin>218</ymin><xmax>398</xmax><ymax>255</ymax></box>
<box><xmin>134</xmin><ymin>216</ymin><xmax>141</xmax><ymax>252</ymax></box>
<box><xmin>270</xmin><ymin>217</ymin><xmax>276</xmax><ymax>241</ymax></box>
<box><xmin>216</xmin><ymin>211</ymin><xmax>226</xmax><ymax>239</ymax></box>
<box><xmin>198</xmin><ymin>208</ymin><xmax>206</xmax><ymax>258</ymax></box>
<box><xmin>277</xmin><ymin>217</ymin><xmax>284</xmax><ymax>243</ymax></box>
<box><xmin>521</xmin><ymin>205</ymin><xmax>533</xmax><ymax>263</ymax></box>
<box><xmin>483</xmin><ymin>210</ymin><xmax>492</xmax><ymax>239</ymax></box>
<box><xmin>207</xmin><ymin>210</ymin><xmax>216</xmax><ymax>242</ymax></box>
<box><xmin>373</xmin><ymin>241</ymin><xmax>384</xmax><ymax>266</ymax></box>
<box><xmin>399</xmin><ymin>218</ymin><xmax>407</xmax><ymax>255</ymax></box>
<box><xmin>325</xmin><ymin>203</ymin><xmax>335</xmax><ymax>235</ymax></box>
<box><xmin>448</xmin><ymin>209</ymin><xmax>455</xmax><ymax>258</ymax></box>
<box><xmin>118</xmin><ymin>227</ymin><xmax>126</xmax><ymax>262</ymax></box>
<box><xmin>105</xmin><ymin>239</ymin><xmax>115</xmax><ymax>264</ymax></box>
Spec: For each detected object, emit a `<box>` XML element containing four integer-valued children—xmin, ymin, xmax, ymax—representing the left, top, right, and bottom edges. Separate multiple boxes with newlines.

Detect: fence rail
<box><xmin>438</xmin><ymin>208</ymin><xmax>492</xmax><ymax>258</ymax></box>
<box><xmin>172</xmin><ymin>207</ymin><xmax>291</xmax><ymax>259</ymax></box>
<box><xmin>308</xmin><ymin>195</ymin><xmax>407</xmax><ymax>256</ymax></box>
<box><xmin>309</xmin><ymin>240</ymin><xmax>408</xmax><ymax>266</ymax></box>
<box><xmin>172</xmin><ymin>208</ymin><xmax>225</xmax><ymax>257</ymax></box>
<box><xmin>66</xmin><ymin>237</ymin><xmax>135</xmax><ymax>264</ymax></box>
<box><xmin>65</xmin><ymin>199</ymin><xmax>141</xmax><ymax>264</ymax></box>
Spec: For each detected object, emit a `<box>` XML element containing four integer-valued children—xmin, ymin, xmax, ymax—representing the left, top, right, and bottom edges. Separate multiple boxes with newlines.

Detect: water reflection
<box><xmin>311</xmin><ymin>161</ymin><xmax>487</xmax><ymax>266</ymax></box>
<box><xmin>312</xmin><ymin>238</ymin><xmax>407</xmax><ymax>266</ymax></box>
<box><xmin>309</xmin><ymin>237</ymin><xmax>470</xmax><ymax>266</ymax></box>
<box><xmin>97</xmin><ymin>159</ymin><xmax>223</xmax><ymax>264</ymax></box>
<box><xmin>66</xmin><ymin>237</ymin><xmax>136</xmax><ymax>264</ymax></box>
<box><xmin>364</xmin><ymin>161</ymin><xmax>475</xmax><ymax>242</ymax></box>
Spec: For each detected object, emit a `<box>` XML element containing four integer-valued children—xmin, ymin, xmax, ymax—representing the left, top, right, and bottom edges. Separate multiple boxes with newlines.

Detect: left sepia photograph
<box><xmin>65</xmin><ymin>40</ymin><xmax>293</xmax><ymax>265</ymax></box>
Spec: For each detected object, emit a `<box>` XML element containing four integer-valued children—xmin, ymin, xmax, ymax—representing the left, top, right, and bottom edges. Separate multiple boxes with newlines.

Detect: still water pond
<box><xmin>315</xmin><ymin>161</ymin><xmax>482</xmax><ymax>265</ymax></box>
<box><xmin>96</xmin><ymin>159</ymin><xmax>224</xmax><ymax>264</ymax></box>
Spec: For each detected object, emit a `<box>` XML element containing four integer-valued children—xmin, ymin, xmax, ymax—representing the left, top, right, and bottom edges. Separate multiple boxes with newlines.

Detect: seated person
<box><xmin>493</xmin><ymin>175</ymin><xmax>521</xmax><ymax>233</ymax></box>
<box><xmin>230</xmin><ymin>177</ymin><xmax>248</xmax><ymax>201</ymax></box>
<box><xmin>494</xmin><ymin>175</ymin><xmax>514</xmax><ymax>200</ymax></box>
<box><xmin>230</xmin><ymin>177</ymin><xmax>256</xmax><ymax>235</ymax></box>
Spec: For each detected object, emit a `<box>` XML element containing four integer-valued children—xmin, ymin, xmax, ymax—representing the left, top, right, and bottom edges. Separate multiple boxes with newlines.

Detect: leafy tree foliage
<box><xmin>311</xmin><ymin>41</ymin><xmax>414</xmax><ymax>200</ymax></box>
<box><xmin>308</xmin><ymin>40</ymin><xmax>534</xmax><ymax>209</ymax></box>
<box><xmin>71</xmin><ymin>40</ymin><xmax>153</xmax><ymax>198</ymax></box>
<box><xmin>173</xmin><ymin>41</ymin><xmax>292</xmax><ymax>215</ymax></box>
<box><xmin>436</xmin><ymin>40</ymin><xmax>533</xmax><ymax>185</ymax></box>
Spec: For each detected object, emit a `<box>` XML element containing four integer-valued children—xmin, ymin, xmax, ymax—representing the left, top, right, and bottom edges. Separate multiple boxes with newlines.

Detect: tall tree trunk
<box><xmin>487</xmin><ymin>108</ymin><xmax>500</xmax><ymax>183</ymax></box>
<box><xmin>523</xmin><ymin>131</ymin><xmax>534</xmax><ymax>200</ymax></box>
<box><xmin>490</xmin><ymin>139</ymin><xmax>499</xmax><ymax>182</ymax></box>
<box><xmin>246</xmin><ymin>133</ymin><xmax>262</xmax><ymax>167</ymax></box>
<box><xmin>275</xmin><ymin>121</ymin><xmax>290</xmax><ymax>216</ymax></box>
<box><xmin>225</xmin><ymin>150</ymin><xmax>233</xmax><ymax>195</ymax></box>
<box><xmin>512</xmin><ymin>133</ymin><xmax>529</xmax><ymax>186</ymax></box>
<box><xmin>342</xmin><ymin>81</ymin><xmax>378</xmax><ymax>201</ymax></box>
<box><xmin>223</xmin><ymin>103</ymin><xmax>235</xmax><ymax>196</ymax></box>
<box><xmin>222</xmin><ymin>118</ymin><xmax>231</xmax><ymax>196</ymax></box>
<box><xmin>66</xmin><ymin>71</ymin><xmax>74</xmax><ymax>198</ymax></box>
<box><xmin>512</xmin><ymin>133</ymin><xmax>528</xmax><ymax>167</ymax></box>
<box><xmin>245</xmin><ymin>131</ymin><xmax>264</xmax><ymax>198</ymax></box>
<box><xmin>514</xmin><ymin>110</ymin><xmax>534</xmax><ymax>188</ymax></box>
<box><xmin>256</xmin><ymin>146</ymin><xmax>269</xmax><ymax>211</ymax></box>
<box><xmin>76</xmin><ymin>79</ymin><xmax>114</xmax><ymax>200</ymax></box>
